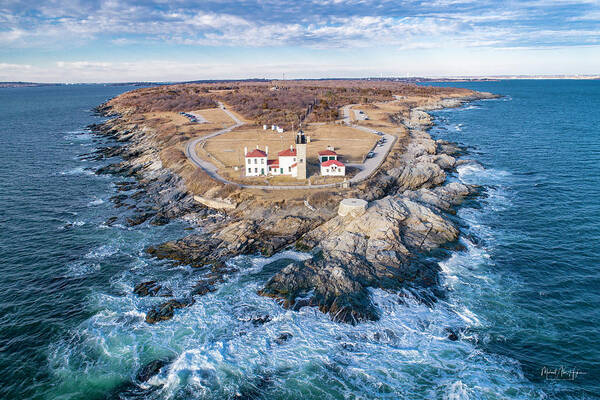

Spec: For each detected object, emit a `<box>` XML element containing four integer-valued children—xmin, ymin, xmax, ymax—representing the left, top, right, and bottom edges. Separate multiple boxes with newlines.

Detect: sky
<box><xmin>1</xmin><ymin>0</ymin><xmax>599</xmax><ymax>82</ymax></box>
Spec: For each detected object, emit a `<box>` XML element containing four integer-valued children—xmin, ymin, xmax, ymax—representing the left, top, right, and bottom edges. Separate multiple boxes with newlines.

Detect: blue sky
<box><xmin>1</xmin><ymin>0</ymin><xmax>599</xmax><ymax>82</ymax></box>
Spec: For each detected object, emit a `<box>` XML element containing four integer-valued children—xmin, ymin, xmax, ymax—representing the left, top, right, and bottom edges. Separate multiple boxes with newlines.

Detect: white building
<box><xmin>244</xmin><ymin>145</ymin><xmax>299</xmax><ymax>177</ymax></box>
<box><xmin>244</xmin><ymin>146</ymin><xmax>268</xmax><ymax>176</ymax></box>
<box><xmin>277</xmin><ymin>146</ymin><xmax>298</xmax><ymax>177</ymax></box>
<box><xmin>321</xmin><ymin>159</ymin><xmax>345</xmax><ymax>176</ymax></box>
<box><xmin>318</xmin><ymin>147</ymin><xmax>338</xmax><ymax>163</ymax></box>
<box><xmin>267</xmin><ymin>159</ymin><xmax>280</xmax><ymax>175</ymax></box>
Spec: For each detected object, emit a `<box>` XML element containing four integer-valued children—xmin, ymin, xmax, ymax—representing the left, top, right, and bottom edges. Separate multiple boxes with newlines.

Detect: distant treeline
<box><xmin>0</xmin><ymin>82</ymin><xmax>62</xmax><ymax>88</ymax></box>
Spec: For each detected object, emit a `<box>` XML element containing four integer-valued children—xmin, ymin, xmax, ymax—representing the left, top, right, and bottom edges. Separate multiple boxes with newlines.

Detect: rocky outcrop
<box><xmin>403</xmin><ymin>182</ymin><xmax>476</xmax><ymax>214</ymax></box>
<box><xmin>136</xmin><ymin>359</ymin><xmax>172</xmax><ymax>382</ymax></box>
<box><xmin>258</xmin><ymin>95</ymin><xmax>489</xmax><ymax>323</ymax></box>
<box><xmin>145</xmin><ymin>298</ymin><xmax>195</xmax><ymax>324</ymax></box>
<box><xmin>146</xmin><ymin>205</ymin><xmax>327</xmax><ymax>269</ymax></box>
<box><xmin>133</xmin><ymin>281</ymin><xmax>172</xmax><ymax>297</ymax></box>
<box><xmin>404</xmin><ymin>110</ymin><xmax>433</xmax><ymax>129</ymax></box>
<box><xmin>260</xmin><ymin>194</ymin><xmax>459</xmax><ymax>323</ymax></box>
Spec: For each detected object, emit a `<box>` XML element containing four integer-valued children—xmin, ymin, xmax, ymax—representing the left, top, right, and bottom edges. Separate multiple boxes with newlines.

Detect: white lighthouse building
<box><xmin>244</xmin><ymin>131</ymin><xmax>308</xmax><ymax>179</ymax></box>
<box><xmin>295</xmin><ymin>130</ymin><xmax>307</xmax><ymax>180</ymax></box>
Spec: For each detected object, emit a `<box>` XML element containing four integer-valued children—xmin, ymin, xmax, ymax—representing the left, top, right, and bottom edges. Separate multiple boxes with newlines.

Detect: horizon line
<box><xmin>2</xmin><ymin>74</ymin><xmax>600</xmax><ymax>86</ymax></box>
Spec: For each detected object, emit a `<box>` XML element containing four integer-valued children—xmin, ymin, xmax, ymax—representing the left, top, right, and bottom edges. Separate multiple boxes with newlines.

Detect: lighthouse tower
<box><xmin>295</xmin><ymin>130</ymin><xmax>307</xmax><ymax>180</ymax></box>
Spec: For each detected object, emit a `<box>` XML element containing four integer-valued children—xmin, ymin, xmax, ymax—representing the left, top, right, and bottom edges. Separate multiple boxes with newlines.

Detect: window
<box><xmin>248</xmin><ymin>168</ymin><xmax>251</xmax><ymax>173</ymax></box>
<box><xmin>255</xmin><ymin>168</ymin><xmax>258</xmax><ymax>173</ymax></box>
<box><xmin>254</xmin><ymin>159</ymin><xmax>257</xmax><ymax>164</ymax></box>
<box><xmin>293</xmin><ymin>158</ymin><xmax>296</xmax><ymax>162</ymax></box>
<box><xmin>288</xmin><ymin>167</ymin><xmax>291</xmax><ymax>172</ymax></box>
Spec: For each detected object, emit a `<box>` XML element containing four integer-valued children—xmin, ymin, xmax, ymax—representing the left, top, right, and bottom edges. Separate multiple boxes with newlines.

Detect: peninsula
<box><xmin>91</xmin><ymin>80</ymin><xmax>497</xmax><ymax>324</ymax></box>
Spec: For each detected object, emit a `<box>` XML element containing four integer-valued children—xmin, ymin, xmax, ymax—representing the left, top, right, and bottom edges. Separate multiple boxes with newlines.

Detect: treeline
<box><xmin>219</xmin><ymin>85</ymin><xmax>397</xmax><ymax>129</ymax></box>
<box><xmin>108</xmin><ymin>86</ymin><xmax>218</xmax><ymax>113</ymax></box>
<box><xmin>109</xmin><ymin>80</ymin><xmax>466</xmax><ymax>127</ymax></box>
<box><xmin>220</xmin><ymin>87</ymin><xmax>315</xmax><ymax>128</ymax></box>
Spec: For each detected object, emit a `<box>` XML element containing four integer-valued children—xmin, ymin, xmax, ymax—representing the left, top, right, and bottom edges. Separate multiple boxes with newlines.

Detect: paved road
<box><xmin>184</xmin><ymin>103</ymin><xmax>395</xmax><ymax>190</ymax></box>
<box><xmin>347</xmin><ymin>126</ymin><xmax>396</xmax><ymax>182</ymax></box>
<box><xmin>184</xmin><ymin>102</ymin><xmax>245</xmax><ymax>186</ymax></box>
<box><xmin>341</xmin><ymin>105</ymin><xmax>397</xmax><ymax>181</ymax></box>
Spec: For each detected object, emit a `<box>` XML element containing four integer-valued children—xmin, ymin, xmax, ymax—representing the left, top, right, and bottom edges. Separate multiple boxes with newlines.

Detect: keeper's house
<box><xmin>244</xmin><ymin>145</ymin><xmax>298</xmax><ymax>177</ymax></box>
<box><xmin>244</xmin><ymin>146</ymin><xmax>268</xmax><ymax>176</ymax></box>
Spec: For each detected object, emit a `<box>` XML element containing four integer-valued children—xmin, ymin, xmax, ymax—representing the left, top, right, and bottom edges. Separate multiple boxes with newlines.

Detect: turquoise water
<box><xmin>0</xmin><ymin>81</ymin><xmax>598</xmax><ymax>399</ymax></box>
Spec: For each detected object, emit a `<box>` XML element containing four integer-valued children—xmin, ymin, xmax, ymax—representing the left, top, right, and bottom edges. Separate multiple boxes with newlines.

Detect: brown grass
<box><xmin>183</xmin><ymin>166</ymin><xmax>221</xmax><ymax>195</ymax></box>
<box><xmin>160</xmin><ymin>146</ymin><xmax>187</xmax><ymax>169</ymax></box>
<box><xmin>192</xmin><ymin>108</ymin><xmax>238</xmax><ymax>125</ymax></box>
<box><xmin>201</xmin><ymin>123</ymin><xmax>378</xmax><ymax>171</ymax></box>
<box><xmin>214</xmin><ymin>183</ymin><xmax>238</xmax><ymax>198</ymax></box>
<box><xmin>308</xmin><ymin>191</ymin><xmax>337</xmax><ymax>207</ymax></box>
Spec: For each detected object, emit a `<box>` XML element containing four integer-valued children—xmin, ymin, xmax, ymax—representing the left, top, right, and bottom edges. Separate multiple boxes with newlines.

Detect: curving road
<box><xmin>184</xmin><ymin>102</ymin><xmax>244</xmax><ymax>186</ymax></box>
<box><xmin>184</xmin><ymin>103</ymin><xmax>396</xmax><ymax>190</ymax></box>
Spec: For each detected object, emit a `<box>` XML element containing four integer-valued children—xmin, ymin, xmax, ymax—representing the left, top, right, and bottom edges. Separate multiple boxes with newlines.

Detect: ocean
<box><xmin>0</xmin><ymin>81</ymin><xmax>598</xmax><ymax>399</ymax></box>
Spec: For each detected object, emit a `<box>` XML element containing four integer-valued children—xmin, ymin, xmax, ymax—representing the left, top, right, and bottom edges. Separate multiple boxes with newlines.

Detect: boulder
<box><xmin>145</xmin><ymin>298</ymin><xmax>195</xmax><ymax>324</ymax></box>
<box><xmin>136</xmin><ymin>358</ymin><xmax>171</xmax><ymax>382</ymax></box>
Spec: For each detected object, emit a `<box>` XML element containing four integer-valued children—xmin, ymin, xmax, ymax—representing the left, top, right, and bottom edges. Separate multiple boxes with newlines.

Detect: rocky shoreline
<box><xmin>90</xmin><ymin>90</ymin><xmax>496</xmax><ymax>325</ymax></box>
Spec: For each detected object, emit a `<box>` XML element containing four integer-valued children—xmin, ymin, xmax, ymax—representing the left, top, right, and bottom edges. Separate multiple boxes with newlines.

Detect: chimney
<box><xmin>290</xmin><ymin>144</ymin><xmax>293</xmax><ymax>151</ymax></box>
<box><xmin>265</xmin><ymin>145</ymin><xmax>269</xmax><ymax>155</ymax></box>
<box><xmin>244</xmin><ymin>147</ymin><xmax>247</xmax><ymax>156</ymax></box>
<box><xmin>256</xmin><ymin>144</ymin><xmax>259</xmax><ymax>149</ymax></box>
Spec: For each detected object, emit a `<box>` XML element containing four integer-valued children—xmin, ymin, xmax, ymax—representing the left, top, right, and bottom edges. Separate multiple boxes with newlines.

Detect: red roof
<box><xmin>321</xmin><ymin>160</ymin><xmax>344</xmax><ymax>167</ymax></box>
<box><xmin>267</xmin><ymin>159</ymin><xmax>279</xmax><ymax>167</ymax></box>
<box><xmin>278</xmin><ymin>148</ymin><xmax>296</xmax><ymax>157</ymax></box>
<box><xmin>318</xmin><ymin>150</ymin><xmax>337</xmax><ymax>156</ymax></box>
<box><xmin>245</xmin><ymin>149</ymin><xmax>267</xmax><ymax>158</ymax></box>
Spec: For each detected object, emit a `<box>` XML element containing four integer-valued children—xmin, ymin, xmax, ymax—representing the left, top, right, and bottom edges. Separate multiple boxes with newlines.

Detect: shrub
<box><xmin>215</xmin><ymin>183</ymin><xmax>238</xmax><ymax>199</ymax></box>
<box><xmin>308</xmin><ymin>191</ymin><xmax>334</xmax><ymax>207</ymax></box>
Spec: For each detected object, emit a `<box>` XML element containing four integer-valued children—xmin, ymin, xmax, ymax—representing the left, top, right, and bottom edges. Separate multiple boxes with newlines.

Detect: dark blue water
<box><xmin>0</xmin><ymin>81</ymin><xmax>598</xmax><ymax>399</ymax></box>
<box><xmin>427</xmin><ymin>80</ymin><xmax>600</xmax><ymax>398</ymax></box>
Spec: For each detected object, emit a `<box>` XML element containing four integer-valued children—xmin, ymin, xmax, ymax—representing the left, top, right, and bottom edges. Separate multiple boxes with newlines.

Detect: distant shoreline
<box><xmin>2</xmin><ymin>76</ymin><xmax>598</xmax><ymax>88</ymax></box>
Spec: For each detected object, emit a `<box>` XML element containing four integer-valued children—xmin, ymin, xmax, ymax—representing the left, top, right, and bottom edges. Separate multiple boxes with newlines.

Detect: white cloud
<box><xmin>0</xmin><ymin>0</ymin><xmax>599</xmax><ymax>51</ymax></box>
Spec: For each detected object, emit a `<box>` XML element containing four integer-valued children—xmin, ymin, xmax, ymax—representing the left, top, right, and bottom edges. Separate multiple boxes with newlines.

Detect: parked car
<box><xmin>367</xmin><ymin>152</ymin><xmax>375</xmax><ymax>158</ymax></box>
